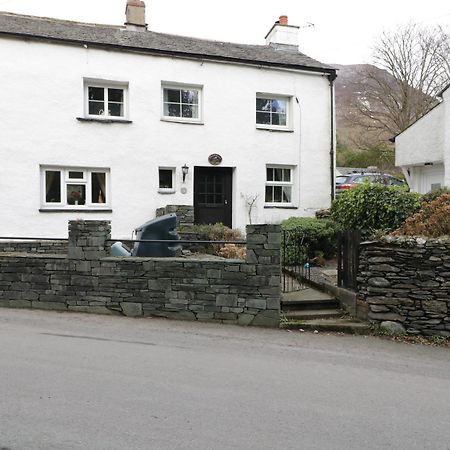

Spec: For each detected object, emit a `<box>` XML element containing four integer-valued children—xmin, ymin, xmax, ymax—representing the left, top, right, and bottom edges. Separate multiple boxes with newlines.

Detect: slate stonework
<box><xmin>0</xmin><ymin>220</ymin><xmax>280</xmax><ymax>327</ymax></box>
<box><xmin>0</xmin><ymin>241</ymin><xmax>67</xmax><ymax>254</ymax></box>
<box><xmin>358</xmin><ymin>236</ymin><xmax>450</xmax><ymax>337</ymax></box>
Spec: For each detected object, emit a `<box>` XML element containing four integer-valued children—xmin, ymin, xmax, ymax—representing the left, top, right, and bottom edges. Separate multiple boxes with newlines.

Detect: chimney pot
<box><xmin>279</xmin><ymin>15</ymin><xmax>288</xmax><ymax>25</ymax></box>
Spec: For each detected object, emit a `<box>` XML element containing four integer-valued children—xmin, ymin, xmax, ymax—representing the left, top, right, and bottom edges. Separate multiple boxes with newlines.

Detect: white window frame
<box><xmin>256</xmin><ymin>93</ymin><xmax>292</xmax><ymax>131</ymax></box>
<box><xmin>161</xmin><ymin>82</ymin><xmax>203</xmax><ymax>124</ymax></box>
<box><xmin>40</xmin><ymin>166</ymin><xmax>111</xmax><ymax>210</ymax></box>
<box><xmin>265</xmin><ymin>165</ymin><xmax>295</xmax><ymax>206</ymax></box>
<box><xmin>158</xmin><ymin>167</ymin><xmax>176</xmax><ymax>194</ymax></box>
<box><xmin>84</xmin><ymin>79</ymin><xmax>129</xmax><ymax>120</ymax></box>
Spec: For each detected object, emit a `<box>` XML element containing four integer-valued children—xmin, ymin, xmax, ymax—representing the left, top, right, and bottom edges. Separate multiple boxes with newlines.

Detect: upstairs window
<box><xmin>265</xmin><ymin>166</ymin><xmax>293</xmax><ymax>204</ymax></box>
<box><xmin>42</xmin><ymin>167</ymin><xmax>109</xmax><ymax>209</ymax></box>
<box><xmin>84</xmin><ymin>80</ymin><xmax>128</xmax><ymax>120</ymax></box>
<box><xmin>162</xmin><ymin>85</ymin><xmax>202</xmax><ymax>123</ymax></box>
<box><xmin>256</xmin><ymin>95</ymin><xmax>290</xmax><ymax>129</ymax></box>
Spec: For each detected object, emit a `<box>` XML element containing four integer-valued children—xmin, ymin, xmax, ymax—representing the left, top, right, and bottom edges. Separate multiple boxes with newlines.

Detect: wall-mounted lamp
<box><xmin>182</xmin><ymin>164</ymin><xmax>189</xmax><ymax>182</ymax></box>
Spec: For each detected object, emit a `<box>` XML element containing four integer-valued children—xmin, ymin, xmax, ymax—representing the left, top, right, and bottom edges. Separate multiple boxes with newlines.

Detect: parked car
<box><xmin>335</xmin><ymin>172</ymin><xmax>407</xmax><ymax>197</ymax></box>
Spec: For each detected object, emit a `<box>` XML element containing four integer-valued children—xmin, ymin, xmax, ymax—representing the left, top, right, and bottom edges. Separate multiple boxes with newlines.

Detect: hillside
<box><xmin>333</xmin><ymin>63</ymin><xmax>395</xmax><ymax>148</ymax></box>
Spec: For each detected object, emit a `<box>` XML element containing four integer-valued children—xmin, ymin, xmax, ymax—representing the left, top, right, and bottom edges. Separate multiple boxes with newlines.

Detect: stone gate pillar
<box><xmin>68</xmin><ymin>220</ymin><xmax>111</xmax><ymax>260</ymax></box>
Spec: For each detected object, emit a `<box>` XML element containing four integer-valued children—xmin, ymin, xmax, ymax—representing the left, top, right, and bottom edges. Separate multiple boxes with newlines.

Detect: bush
<box><xmin>421</xmin><ymin>187</ymin><xmax>449</xmax><ymax>204</ymax></box>
<box><xmin>282</xmin><ymin>217</ymin><xmax>340</xmax><ymax>262</ymax></box>
<box><xmin>178</xmin><ymin>223</ymin><xmax>245</xmax><ymax>258</ymax></box>
<box><xmin>393</xmin><ymin>193</ymin><xmax>450</xmax><ymax>237</ymax></box>
<box><xmin>331</xmin><ymin>183</ymin><xmax>421</xmax><ymax>238</ymax></box>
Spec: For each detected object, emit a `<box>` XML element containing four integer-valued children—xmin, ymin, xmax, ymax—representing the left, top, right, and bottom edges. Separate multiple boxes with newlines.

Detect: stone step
<box><xmin>281</xmin><ymin>318</ymin><xmax>372</xmax><ymax>335</ymax></box>
<box><xmin>282</xmin><ymin>309</ymin><xmax>344</xmax><ymax>320</ymax></box>
<box><xmin>281</xmin><ymin>298</ymin><xmax>340</xmax><ymax>311</ymax></box>
<box><xmin>281</xmin><ymin>287</ymin><xmax>340</xmax><ymax>310</ymax></box>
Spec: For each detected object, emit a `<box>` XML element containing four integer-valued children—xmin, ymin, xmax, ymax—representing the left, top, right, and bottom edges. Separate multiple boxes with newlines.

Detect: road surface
<box><xmin>0</xmin><ymin>309</ymin><xmax>449</xmax><ymax>450</ymax></box>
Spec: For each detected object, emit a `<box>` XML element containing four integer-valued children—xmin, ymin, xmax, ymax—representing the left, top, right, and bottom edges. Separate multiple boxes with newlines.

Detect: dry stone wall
<box><xmin>0</xmin><ymin>241</ymin><xmax>67</xmax><ymax>254</ymax></box>
<box><xmin>0</xmin><ymin>220</ymin><xmax>280</xmax><ymax>327</ymax></box>
<box><xmin>358</xmin><ymin>237</ymin><xmax>450</xmax><ymax>336</ymax></box>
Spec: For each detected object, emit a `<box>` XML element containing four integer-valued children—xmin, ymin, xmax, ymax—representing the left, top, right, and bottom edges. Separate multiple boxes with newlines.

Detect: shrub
<box><xmin>282</xmin><ymin>217</ymin><xmax>340</xmax><ymax>263</ymax></box>
<box><xmin>393</xmin><ymin>193</ymin><xmax>450</xmax><ymax>237</ymax></box>
<box><xmin>180</xmin><ymin>223</ymin><xmax>243</xmax><ymax>242</ymax></box>
<box><xmin>331</xmin><ymin>183</ymin><xmax>421</xmax><ymax>238</ymax></box>
<box><xmin>178</xmin><ymin>223</ymin><xmax>244</xmax><ymax>257</ymax></box>
<box><xmin>421</xmin><ymin>187</ymin><xmax>450</xmax><ymax>204</ymax></box>
<box><xmin>216</xmin><ymin>244</ymin><xmax>246</xmax><ymax>260</ymax></box>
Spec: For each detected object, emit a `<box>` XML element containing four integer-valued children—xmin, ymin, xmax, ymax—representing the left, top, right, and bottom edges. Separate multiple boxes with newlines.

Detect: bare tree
<box><xmin>352</xmin><ymin>23</ymin><xmax>450</xmax><ymax>138</ymax></box>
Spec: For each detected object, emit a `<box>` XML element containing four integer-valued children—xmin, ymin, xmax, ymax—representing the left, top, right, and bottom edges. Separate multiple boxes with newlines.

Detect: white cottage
<box><xmin>395</xmin><ymin>84</ymin><xmax>450</xmax><ymax>194</ymax></box>
<box><xmin>0</xmin><ymin>2</ymin><xmax>336</xmax><ymax>238</ymax></box>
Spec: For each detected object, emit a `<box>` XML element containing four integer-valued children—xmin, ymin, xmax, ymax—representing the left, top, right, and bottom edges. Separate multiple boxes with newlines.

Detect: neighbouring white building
<box><xmin>395</xmin><ymin>84</ymin><xmax>450</xmax><ymax>194</ymax></box>
<box><xmin>0</xmin><ymin>2</ymin><xmax>336</xmax><ymax>238</ymax></box>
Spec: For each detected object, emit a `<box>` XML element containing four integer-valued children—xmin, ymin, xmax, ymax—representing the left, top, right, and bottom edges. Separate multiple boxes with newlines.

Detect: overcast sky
<box><xmin>0</xmin><ymin>0</ymin><xmax>449</xmax><ymax>64</ymax></box>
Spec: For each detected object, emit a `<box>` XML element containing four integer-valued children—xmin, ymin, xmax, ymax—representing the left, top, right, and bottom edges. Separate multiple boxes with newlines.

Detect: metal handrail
<box><xmin>107</xmin><ymin>239</ymin><xmax>246</xmax><ymax>245</ymax></box>
<box><xmin>0</xmin><ymin>236</ymin><xmax>246</xmax><ymax>245</ymax></box>
<box><xmin>0</xmin><ymin>236</ymin><xmax>67</xmax><ymax>241</ymax></box>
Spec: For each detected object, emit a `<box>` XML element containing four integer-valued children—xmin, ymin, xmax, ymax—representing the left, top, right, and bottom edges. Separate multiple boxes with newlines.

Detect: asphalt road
<box><xmin>0</xmin><ymin>309</ymin><xmax>449</xmax><ymax>450</ymax></box>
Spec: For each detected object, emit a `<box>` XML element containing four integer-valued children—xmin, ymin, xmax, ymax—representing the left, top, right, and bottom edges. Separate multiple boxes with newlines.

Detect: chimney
<box><xmin>125</xmin><ymin>0</ymin><xmax>147</xmax><ymax>31</ymax></box>
<box><xmin>265</xmin><ymin>15</ymin><xmax>299</xmax><ymax>49</ymax></box>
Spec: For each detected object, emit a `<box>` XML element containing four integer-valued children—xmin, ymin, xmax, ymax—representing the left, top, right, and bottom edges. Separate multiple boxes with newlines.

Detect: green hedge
<box><xmin>281</xmin><ymin>217</ymin><xmax>340</xmax><ymax>264</ymax></box>
<box><xmin>331</xmin><ymin>183</ymin><xmax>421</xmax><ymax>238</ymax></box>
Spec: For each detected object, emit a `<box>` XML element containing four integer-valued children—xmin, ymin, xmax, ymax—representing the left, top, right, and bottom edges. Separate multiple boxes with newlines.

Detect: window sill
<box><xmin>76</xmin><ymin>117</ymin><xmax>132</xmax><ymax>124</ymax></box>
<box><xmin>264</xmin><ymin>205</ymin><xmax>297</xmax><ymax>209</ymax></box>
<box><xmin>39</xmin><ymin>208</ymin><xmax>113</xmax><ymax>213</ymax></box>
<box><xmin>160</xmin><ymin>117</ymin><xmax>204</xmax><ymax>125</ymax></box>
<box><xmin>256</xmin><ymin>125</ymin><xmax>293</xmax><ymax>132</ymax></box>
<box><xmin>158</xmin><ymin>189</ymin><xmax>176</xmax><ymax>194</ymax></box>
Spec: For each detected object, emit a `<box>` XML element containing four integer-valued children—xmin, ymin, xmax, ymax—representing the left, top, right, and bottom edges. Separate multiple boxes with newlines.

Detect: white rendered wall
<box><xmin>443</xmin><ymin>89</ymin><xmax>450</xmax><ymax>188</ymax></box>
<box><xmin>395</xmin><ymin>103</ymin><xmax>444</xmax><ymax>167</ymax></box>
<box><xmin>0</xmin><ymin>37</ymin><xmax>333</xmax><ymax>238</ymax></box>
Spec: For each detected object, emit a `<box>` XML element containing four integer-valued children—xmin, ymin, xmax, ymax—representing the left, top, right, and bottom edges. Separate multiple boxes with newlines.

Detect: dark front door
<box><xmin>194</xmin><ymin>167</ymin><xmax>232</xmax><ymax>228</ymax></box>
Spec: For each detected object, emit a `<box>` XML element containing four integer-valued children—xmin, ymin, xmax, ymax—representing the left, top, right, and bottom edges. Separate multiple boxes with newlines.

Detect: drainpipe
<box><xmin>328</xmin><ymin>71</ymin><xmax>337</xmax><ymax>202</ymax></box>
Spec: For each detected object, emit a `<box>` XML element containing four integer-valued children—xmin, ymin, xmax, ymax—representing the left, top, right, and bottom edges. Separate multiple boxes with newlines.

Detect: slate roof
<box><xmin>0</xmin><ymin>12</ymin><xmax>336</xmax><ymax>75</ymax></box>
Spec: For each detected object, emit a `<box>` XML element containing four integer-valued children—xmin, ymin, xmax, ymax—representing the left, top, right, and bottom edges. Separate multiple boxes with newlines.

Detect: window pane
<box><xmin>273</xmin><ymin>186</ymin><xmax>282</xmax><ymax>203</ymax></box>
<box><xmin>45</xmin><ymin>171</ymin><xmax>61</xmax><ymax>203</ymax></box>
<box><xmin>265</xmin><ymin>186</ymin><xmax>273</xmax><ymax>202</ymax></box>
<box><xmin>164</xmin><ymin>103</ymin><xmax>181</xmax><ymax>117</ymax></box>
<box><xmin>283</xmin><ymin>169</ymin><xmax>291</xmax><ymax>182</ymax></box>
<box><xmin>68</xmin><ymin>171</ymin><xmax>83</xmax><ymax>179</ymax></box>
<box><xmin>164</xmin><ymin>89</ymin><xmax>180</xmax><ymax>103</ymax></box>
<box><xmin>272</xmin><ymin>113</ymin><xmax>286</xmax><ymax>126</ymax></box>
<box><xmin>92</xmin><ymin>172</ymin><xmax>106</xmax><ymax>203</ymax></box>
<box><xmin>159</xmin><ymin>169</ymin><xmax>173</xmax><ymax>189</ymax></box>
<box><xmin>89</xmin><ymin>101</ymin><xmax>104</xmax><ymax>116</ymax></box>
<box><xmin>108</xmin><ymin>88</ymin><xmax>123</xmax><ymax>103</ymax></box>
<box><xmin>256</xmin><ymin>112</ymin><xmax>271</xmax><ymax>124</ymax></box>
<box><xmin>108</xmin><ymin>102</ymin><xmax>123</xmax><ymax>117</ymax></box>
<box><xmin>282</xmin><ymin>187</ymin><xmax>292</xmax><ymax>203</ymax></box>
<box><xmin>274</xmin><ymin>168</ymin><xmax>283</xmax><ymax>182</ymax></box>
<box><xmin>181</xmin><ymin>90</ymin><xmax>198</xmax><ymax>104</ymax></box>
<box><xmin>266</xmin><ymin>168</ymin><xmax>273</xmax><ymax>182</ymax></box>
<box><xmin>88</xmin><ymin>87</ymin><xmax>104</xmax><ymax>101</ymax></box>
<box><xmin>272</xmin><ymin>99</ymin><xmax>286</xmax><ymax>114</ymax></box>
<box><xmin>181</xmin><ymin>104</ymin><xmax>199</xmax><ymax>118</ymax></box>
<box><xmin>67</xmin><ymin>184</ymin><xmax>86</xmax><ymax>206</ymax></box>
<box><xmin>256</xmin><ymin>98</ymin><xmax>271</xmax><ymax>111</ymax></box>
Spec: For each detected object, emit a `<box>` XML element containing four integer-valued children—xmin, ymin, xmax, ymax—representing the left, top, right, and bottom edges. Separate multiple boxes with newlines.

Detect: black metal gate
<box><xmin>337</xmin><ymin>230</ymin><xmax>360</xmax><ymax>291</ymax></box>
<box><xmin>281</xmin><ymin>229</ymin><xmax>311</xmax><ymax>293</ymax></box>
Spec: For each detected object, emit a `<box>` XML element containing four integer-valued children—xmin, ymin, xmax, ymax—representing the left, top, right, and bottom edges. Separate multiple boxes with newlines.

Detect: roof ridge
<box><xmin>0</xmin><ymin>10</ymin><xmax>122</xmax><ymax>29</ymax></box>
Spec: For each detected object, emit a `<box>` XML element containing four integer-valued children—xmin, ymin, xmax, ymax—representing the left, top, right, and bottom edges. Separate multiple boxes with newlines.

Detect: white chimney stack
<box><xmin>265</xmin><ymin>16</ymin><xmax>299</xmax><ymax>49</ymax></box>
<box><xmin>125</xmin><ymin>0</ymin><xmax>147</xmax><ymax>31</ymax></box>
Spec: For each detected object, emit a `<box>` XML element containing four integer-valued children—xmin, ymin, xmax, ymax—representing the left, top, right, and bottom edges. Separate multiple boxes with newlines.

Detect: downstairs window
<box><xmin>42</xmin><ymin>167</ymin><xmax>110</xmax><ymax>209</ymax></box>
